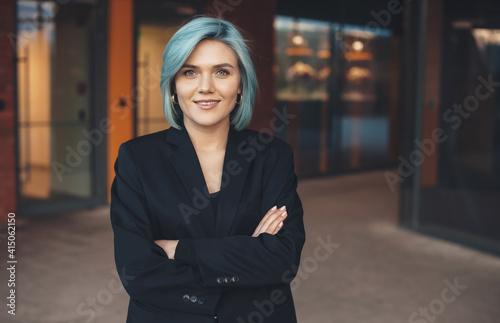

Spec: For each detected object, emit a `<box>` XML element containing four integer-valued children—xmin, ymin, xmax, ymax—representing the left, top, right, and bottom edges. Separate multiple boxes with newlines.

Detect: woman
<box><xmin>110</xmin><ymin>16</ymin><xmax>305</xmax><ymax>323</ymax></box>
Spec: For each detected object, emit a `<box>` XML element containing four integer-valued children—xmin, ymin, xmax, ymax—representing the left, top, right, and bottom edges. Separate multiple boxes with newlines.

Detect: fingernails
<box><xmin>281</xmin><ymin>211</ymin><xmax>287</xmax><ymax>217</ymax></box>
<box><xmin>279</xmin><ymin>222</ymin><xmax>283</xmax><ymax>227</ymax></box>
<box><xmin>279</xmin><ymin>205</ymin><xmax>286</xmax><ymax>211</ymax></box>
<box><xmin>271</xmin><ymin>206</ymin><xmax>277</xmax><ymax>211</ymax></box>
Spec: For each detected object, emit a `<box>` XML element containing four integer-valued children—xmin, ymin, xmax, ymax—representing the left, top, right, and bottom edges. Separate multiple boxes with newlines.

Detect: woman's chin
<box><xmin>185</xmin><ymin>116</ymin><xmax>229</xmax><ymax>129</ymax></box>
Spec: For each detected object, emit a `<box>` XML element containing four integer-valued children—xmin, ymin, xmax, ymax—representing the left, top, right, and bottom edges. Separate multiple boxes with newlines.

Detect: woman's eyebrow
<box><xmin>180</xmin><ymin>63</ymin><xmax>235</xmax><ymax>69</ymax></box>
<box><xmin>181</xmin><ymin>64</ymin><xmax>197</xmax><ymax>69</ymax></box>
<box><xmin>213</xmin><ymin>63</ymin><xmax>235</xmax><ymax>69</ymax></box>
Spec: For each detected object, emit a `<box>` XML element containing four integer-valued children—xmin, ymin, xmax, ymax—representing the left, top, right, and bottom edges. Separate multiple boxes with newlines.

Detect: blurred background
<box><xmin>0</xmin><ymin>0</ymin><xmax>499</xmax><ymax>322</ymax></box>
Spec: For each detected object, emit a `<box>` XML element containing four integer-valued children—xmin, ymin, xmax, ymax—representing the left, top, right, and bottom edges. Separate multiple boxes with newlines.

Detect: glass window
<box><xmin>274</xmin><ymin>16</ymin><xmax>393</xmax><ymax>176</ymax></box>
<box><xmin>419</xmin><ymin>25</ymin><xmax>500</xmax><ymax>243</ymax></box>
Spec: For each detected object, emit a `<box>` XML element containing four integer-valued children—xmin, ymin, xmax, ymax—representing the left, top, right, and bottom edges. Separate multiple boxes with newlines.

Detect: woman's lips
<box><xmin>194</xmin><ymin>100</ymin><xmax>220</xmax><ymax>110</ymax></box>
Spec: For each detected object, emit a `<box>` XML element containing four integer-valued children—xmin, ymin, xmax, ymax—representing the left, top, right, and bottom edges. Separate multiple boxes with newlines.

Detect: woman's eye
<box><xmin>217</xmin><ymin>69</ymin><xmax>229</xmax><ymax>76</ymax></box>
<box><xmin>183</xmin><ymin>70</ymin><xmax>196</xmax><ymax>76</ymax></box>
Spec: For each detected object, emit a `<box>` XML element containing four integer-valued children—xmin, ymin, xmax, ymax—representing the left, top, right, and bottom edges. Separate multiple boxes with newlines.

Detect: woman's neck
<box><xmin>183</xmin><ymin>120</ymin><xmax>230</xmax><ymax>153</ymax></box>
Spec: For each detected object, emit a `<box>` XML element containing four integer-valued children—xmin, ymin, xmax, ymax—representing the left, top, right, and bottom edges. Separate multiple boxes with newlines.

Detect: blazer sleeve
<box><xmin>110</xmin><ymin>142</ymin><xmax>220</xmax><ymax>314</ymax></box>
<box><xmin>174</xmin><ymin>142</ymin><xmax>306</xmax><ymax>288</ymax></box>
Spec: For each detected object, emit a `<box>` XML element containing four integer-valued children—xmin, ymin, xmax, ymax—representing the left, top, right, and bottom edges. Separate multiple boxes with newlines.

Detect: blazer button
<box><xmin>182</xmin><ymin>294</ymin><xmax>190</xmax><ymax>301</ymax></box>
<box><xmin>224</xmin><ymin>277</ymin><xmax>230</xmax><ymax>284</ymax></box>
<box><xmin>231</xmin><ymin>276</ymin><xmax>239</xmax><ymax>283</ymax></box>
<box><xmin>216</xmin><ymin>277</ymin><xmax>224</xmax><ymax>284</ymax></box>
<box><xmin>190</xmin><ymin>295</ymin><xmax>198</xmax><ymax>303</ymax></box>
<box><xmin>197</xmin><ymin>297</ymin><xmax>205</xmax><ymax>305</ymax></box>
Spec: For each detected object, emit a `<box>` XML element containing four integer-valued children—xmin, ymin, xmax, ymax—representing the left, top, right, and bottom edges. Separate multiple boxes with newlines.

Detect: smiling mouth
<box><xmin>194</xmin><ymin>100</ymin><xmax>221</xmax><ymax>110</ymax></box>
<box><xmin>195</xmin><ymin>100</ymin><xmax>220</xmax><ymax>106</ymax></box>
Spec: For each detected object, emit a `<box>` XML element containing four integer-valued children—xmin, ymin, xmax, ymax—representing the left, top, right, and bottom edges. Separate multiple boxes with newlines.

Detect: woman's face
<box><xmin>174</xmin><ymin>39</ymin><xmax>242</xmax><ymax>130</ymax></box>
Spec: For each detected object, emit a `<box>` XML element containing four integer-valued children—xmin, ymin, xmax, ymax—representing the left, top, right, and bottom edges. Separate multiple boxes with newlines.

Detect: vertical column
<box><xmin>398</xmin><ymin>0</ymin><xmax>428</xmax><ymax>226</ymax></box>
<box><xmin>420</xmin><ymin>0</ymin><xmax>442</xmax><ymax>186</ymax></box>
<box><xmin>107</xmin><ymin>0</ymin><xmax>134</xmax><ymax>203</ymax></box>
<box><xmin>0</xmin><ymin>0</ymin><xmax>17</xmax><ymax>221</ymax></box>
<box><xmin>388</xmin><ymin>36</ymin><xmax>402</xmax><ymax>164</ymax></box>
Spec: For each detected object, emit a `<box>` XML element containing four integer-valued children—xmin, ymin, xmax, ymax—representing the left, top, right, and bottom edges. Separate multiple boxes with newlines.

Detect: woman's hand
<box><xmin>252</xmin><ymin>205</ymin><xmax>288</xmax><ymax>237</ymax></box>
<box><xmin>154</xmin><ymin>239</ymin><xmax>179</xmax><ymax>259</ymax></box>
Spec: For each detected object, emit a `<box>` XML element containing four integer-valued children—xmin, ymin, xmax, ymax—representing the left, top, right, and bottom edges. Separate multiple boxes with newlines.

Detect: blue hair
<box><xmin>160</xmin><ymin>17</ymin><xmax>258</xmax><ymax>131</ymax></box>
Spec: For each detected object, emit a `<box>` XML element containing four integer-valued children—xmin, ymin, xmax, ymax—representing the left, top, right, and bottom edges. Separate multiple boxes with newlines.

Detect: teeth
<box><xmin>197</xmin><ymin>101</ymin><xmax>218</xmax><ymax>106</ymax></box>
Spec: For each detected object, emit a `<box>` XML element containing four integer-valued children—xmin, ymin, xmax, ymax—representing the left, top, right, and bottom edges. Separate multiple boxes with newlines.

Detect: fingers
<box><xmin>252</xmin><ymin>205</ymin><xmax>288</xmax><ymax>237</ymax></box>
<box><xmin>268</xmin><ymin>211</ymin><xmax>286</xmax><ymax>235</ymax></box>
<box><xmin>252</xmin><ymin>206</ymin><xmax>277</xmax><ymax>236</ymax></box>
<box><xmin>260</xmin><ymin>206</ymin><xmax>286</xmax><ymax>235</ymax></box>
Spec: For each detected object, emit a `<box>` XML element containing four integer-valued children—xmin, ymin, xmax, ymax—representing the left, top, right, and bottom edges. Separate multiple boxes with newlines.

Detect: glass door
<box><xmin>17</xmin><ymin>0</ymin><xmax>106</xmax><ymax>216</ymax></box>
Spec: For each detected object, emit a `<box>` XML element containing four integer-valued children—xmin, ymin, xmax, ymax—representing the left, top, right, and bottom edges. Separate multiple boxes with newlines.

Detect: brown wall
<box><xmin>204</xmin><ymin>0</ymin><xmax>277</xmax><ymax>132</ymax></box>
<box><xmin>0</xmin><ymin>0</ymin><xmax>17</xmax><ymax>221</ymax></box>
<box><xmin>107</xmin><ymin>0</ymin><xmax>135</xmax><ymax>203</ymax></box>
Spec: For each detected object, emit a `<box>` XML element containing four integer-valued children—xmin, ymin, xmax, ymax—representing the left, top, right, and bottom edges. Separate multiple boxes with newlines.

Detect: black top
<box><xmin>176</xmin><ymin>190</ymin><xmax>220</xmax><ymax>264</ymax></box>
<box><xmin>209</xmin><ymin>190</ymin><xmax>220</xmax><ymax>215</ymax></box>
<box><xmin>206</xmin><ymin>190</ymin><xmax>220</xmax><ymax>236</ymax></box>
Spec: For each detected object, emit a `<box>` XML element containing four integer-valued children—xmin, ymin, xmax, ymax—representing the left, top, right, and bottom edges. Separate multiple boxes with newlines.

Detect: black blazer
<box><xmin>110</xmin><ymin>125</ymin><xmax>306</xmax><ymax>323</ymax></box>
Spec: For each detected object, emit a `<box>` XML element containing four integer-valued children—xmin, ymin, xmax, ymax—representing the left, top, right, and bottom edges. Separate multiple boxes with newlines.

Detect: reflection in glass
<box><xmin>274</xmin><ymin>16</ymin><xmax>392</xmax><ymax>176</ymax></box>
<box><xmin>17</xmin><ymin>1</ymin><xmax>93</xmax><ymax>205</ymax></box>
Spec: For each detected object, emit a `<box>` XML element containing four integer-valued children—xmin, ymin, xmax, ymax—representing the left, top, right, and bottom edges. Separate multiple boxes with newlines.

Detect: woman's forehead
<box><xmin>184</xmin><ymin>39</ymin><xmax>238</xmax><ymax>66</ymax></box>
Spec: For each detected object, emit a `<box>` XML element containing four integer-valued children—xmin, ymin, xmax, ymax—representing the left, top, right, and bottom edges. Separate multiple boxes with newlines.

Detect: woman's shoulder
<box><xmin>121</xmin><ymin>128</ymin><xmax>171</xmax><ymax>148</ymax></box>
<box><xmin>233</xmin><ymin>127</ymin><xmax>293</xmax><ymax>159</ymax></box>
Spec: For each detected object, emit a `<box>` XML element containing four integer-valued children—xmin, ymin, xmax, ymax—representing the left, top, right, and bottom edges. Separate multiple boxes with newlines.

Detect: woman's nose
<box><xmin>198</xmin><ymin>74</ymin><xmax>215</xmax><ymax>93</ymax></box>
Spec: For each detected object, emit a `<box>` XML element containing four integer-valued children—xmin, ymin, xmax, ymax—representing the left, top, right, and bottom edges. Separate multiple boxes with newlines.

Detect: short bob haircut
<box><xmin>160</xmin><ymin>17</ymin><xmax>257</xmax><ymax>131</ymax></box>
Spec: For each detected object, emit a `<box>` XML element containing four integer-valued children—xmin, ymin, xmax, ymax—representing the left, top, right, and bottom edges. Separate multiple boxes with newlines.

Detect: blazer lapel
<box><xmin>214</xmin><ymin>127</ymin><xmax>251</xmax><ymax>237</ymax></box>
<box><xmin>165</xmin><ymin>126</ymin><xmax>212</xmax><ymax>238</ymax></box>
